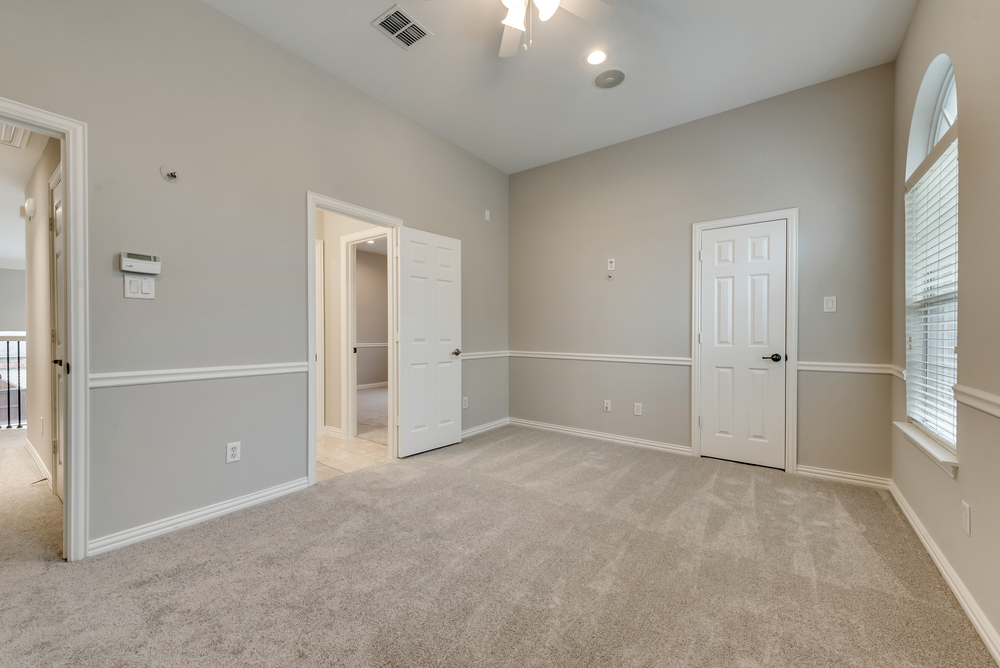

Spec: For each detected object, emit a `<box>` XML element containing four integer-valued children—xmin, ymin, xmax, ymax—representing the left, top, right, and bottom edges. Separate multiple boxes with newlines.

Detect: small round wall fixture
<box><xmin>593</xmin><ymin>69</ymin><xmax>625</xmax><ymax>89</ymax></box>
<box><xmin>159</xmin><ymin>165</ymin><xmax>179</xmax><ymax>182</ymax></box>
<box><xmin>587</xmin><ymin>50</ymin><xmax>607</xmax><ymax>65</ymax></box>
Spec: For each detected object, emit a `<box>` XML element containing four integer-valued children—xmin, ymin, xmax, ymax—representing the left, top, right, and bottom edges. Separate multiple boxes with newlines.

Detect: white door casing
<box><xmin>398</xmin><ymin>227</ymin><xmax>462</xmax><ymax>457</ymax></box>
<box><xmin>694</xmin><ymin>213</ymin><xmax>798</xmax><ymax>470</ymax></box>
<box><xmin>50</xmin><ymin>166</ymin><xmax>67</xmax><ymax>502</ymax></box>
<box><xmin>315</xmin><ymin>240</ymin><xmax>325</xmax><ymax>433</ymax></box>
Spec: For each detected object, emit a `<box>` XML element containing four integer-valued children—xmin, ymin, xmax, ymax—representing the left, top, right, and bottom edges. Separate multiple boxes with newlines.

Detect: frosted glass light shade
<box><xmin>535</xmin><ymin>0</ymin><xmax>560</xmax><ymax>21</ymax></box>
<box><xmin>502</xmin><ymin>3</ymin><xmax>527</xmax><ymax>31</ymax></box>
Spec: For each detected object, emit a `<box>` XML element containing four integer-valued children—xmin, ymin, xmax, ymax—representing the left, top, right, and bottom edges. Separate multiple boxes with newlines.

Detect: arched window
<box><xmin>904</xmin><ymin>55</ymin><xmax>959</xmax><ymax>448</ymax></box>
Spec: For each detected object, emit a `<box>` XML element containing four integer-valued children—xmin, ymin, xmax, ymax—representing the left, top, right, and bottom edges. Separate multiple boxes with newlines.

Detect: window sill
<box><xmin>894</xmin><ymin>421</ymin><xmax>958</xmax><ymax>478</ymax></box>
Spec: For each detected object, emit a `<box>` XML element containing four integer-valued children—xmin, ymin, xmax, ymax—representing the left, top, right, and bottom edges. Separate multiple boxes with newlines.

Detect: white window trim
<box><xmin>903</xmin><ymin>121</ymin><xmax>959</xmax><ymax>462</ymax></box>
<box><xmin>894</xmin><ymin>421</ymin><xmax>958</xmax><ymax>478</ymax></box>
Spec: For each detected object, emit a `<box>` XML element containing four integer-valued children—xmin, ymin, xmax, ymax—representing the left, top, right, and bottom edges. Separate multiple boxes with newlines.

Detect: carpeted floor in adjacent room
<box><xmin>1</xmin><ymin>425</ymin><xmax>994</xmax><ymax>667</ymax></box>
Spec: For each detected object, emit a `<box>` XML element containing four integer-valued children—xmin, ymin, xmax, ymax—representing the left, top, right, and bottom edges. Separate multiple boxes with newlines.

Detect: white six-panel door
<box><xmin>699</xmin><ymin>219</ymin><xmax>787</xmax><ymax>469</ymax></box>
<box><xmin>398</xmin><ymin>227</ymin><xmax>462</xmax><ymax>457</ymax></box>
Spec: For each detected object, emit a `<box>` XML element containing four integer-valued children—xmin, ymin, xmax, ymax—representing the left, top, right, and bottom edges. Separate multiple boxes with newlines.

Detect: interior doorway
<box><xmin>0</xmin><ymin>116</ymin><xmax>64</xmax><ymax>558</ymax></box>
<box><xmin>307</xmin><ymin>195</ymin><xmax>401</xmax><ymax>485</ymax></box>
<box><xmin>691</xmin><ymin>209</ymin><xmax>799</xmax><ymax>472</ymax></box>
<box><xmin>305</xmin><ymin>193</ymin><xmax>466</xmax><ymax>484</ymax></box>
<box><xmin>341</xmin><ymin>229</ymin><xmax>390</xmax><ymax>447</ymax></box>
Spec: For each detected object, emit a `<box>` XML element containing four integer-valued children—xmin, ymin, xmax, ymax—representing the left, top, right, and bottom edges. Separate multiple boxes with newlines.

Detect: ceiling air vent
<box><xmin>0</xmin><ymin>123</ymin><xmax>31</xmax><ymax>149</ymax></box>
<box><xmin>373</xmin><ymin>5</ymin><xmax>431</xmax><ymax>50</ymax></box>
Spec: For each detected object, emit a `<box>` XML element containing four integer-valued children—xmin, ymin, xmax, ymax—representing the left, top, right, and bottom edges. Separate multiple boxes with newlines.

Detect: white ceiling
<box><xmin>0</xmin><ymin>132</ymin><xmax>49</xmax><ymax>270</ymax></box>
<box><xmin>359</xmin><ymin>236</ymin><xmax>388</xmax><ymax>255</ymax></box>
<box><xmin>205</xmin><ymin>0</ymin><xmax>917</xmax><ymax>174</ymax></box>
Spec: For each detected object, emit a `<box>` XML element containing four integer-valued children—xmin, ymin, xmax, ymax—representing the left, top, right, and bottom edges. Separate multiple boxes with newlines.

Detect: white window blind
<box><xmin>906</xmin><ymin>139</ymin><xmax>958</xmax><ymax>446</ymax></box>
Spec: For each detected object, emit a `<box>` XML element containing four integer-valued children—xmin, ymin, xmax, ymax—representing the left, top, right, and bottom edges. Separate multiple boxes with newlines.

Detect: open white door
<box><xmin>698</xmin><ymin>219</ymin><xmax>787</xmax><ymax>469</ymax></box>
<box><xmin>50</xmin><ymin>167</ymin><xmax>66</xmax><ymax>501</ymax></box>
<box><xmin>397</xmin><ymin>227</ymin><xmax>462</xmax><ymax>457</ymax></box>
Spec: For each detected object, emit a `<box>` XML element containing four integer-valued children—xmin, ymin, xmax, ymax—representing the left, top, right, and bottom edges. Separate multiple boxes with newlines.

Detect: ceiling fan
<box><xmin>498</xmin><ymin>0</ymin><xmax>614</xmax><ymax>57</ymax></box>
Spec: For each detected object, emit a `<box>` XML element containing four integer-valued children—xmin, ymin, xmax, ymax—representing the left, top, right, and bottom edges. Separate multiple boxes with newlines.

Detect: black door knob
<box><xmin>761</xmin><ymin>353</ymin><xmax>782</xmax><ymax>362</ymax></box>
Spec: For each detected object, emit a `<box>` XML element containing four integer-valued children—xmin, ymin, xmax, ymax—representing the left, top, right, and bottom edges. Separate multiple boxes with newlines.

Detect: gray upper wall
<box><xmin>0</xmin><ymin>269</ymin><xmax>26</xmax><ymax>332</ymax></box>
<box><xmin>1</xmin><ymin>0</ymin><xmax>508</xmax><ymax>539</ymax></box>
<box><xmin>510</xmin><ymin>63</ymin><xmax>895</xmax><ymax>365</ymax></box>
<box><xmin>1</xmin><ymin>0</ymin><xmax>509</xmax><ymax>374</ymax></box>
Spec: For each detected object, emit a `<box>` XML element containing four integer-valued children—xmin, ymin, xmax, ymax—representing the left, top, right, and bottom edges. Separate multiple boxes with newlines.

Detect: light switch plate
<box><xmin>823</xmin><ymin>296</ymin><xmax>836</xmax><ymax>312</ymax></box>
<box><xmin>607</xmin><ymin>258</ymin><xmax>615</xmax><ymax>271</ymax></box>
<box><xmin>124</xmin><ymin>274</ymin><xmax>155</xmax><ymax>299</ymax></box>
<box><xmin>485</xmin><ymin>209</ymin><xmax>490</xmax><ymax>221</ymax></box>
<box><xmin>634</xmin><ymin>403</ymin><xmax>642</xmax><ymax>416</ymax></box>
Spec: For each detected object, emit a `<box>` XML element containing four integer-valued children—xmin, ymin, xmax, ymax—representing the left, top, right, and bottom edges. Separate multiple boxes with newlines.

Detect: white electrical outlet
<box><xmin>962</xmin><ymin>501</ymin><xmax>971</xmax><ymax>536</ymax></box>
<box><xmin>634</xmin><ymin>403</ymin><xmax>642</xmax><ymax>416</ymax></box>
<box><xmin>462</xmin><ymin>396</ymin><xmax>468</xmax><ymax>409</ymax></box>
<box><xmin>604</xmin><ymin>400</ymin><xmax>611</xmax><ymax>412</ymax></box>
<box><xmin>823</xmin><ymin>296</ymin><xmax>837</xmax><ymax>312</ymax></box>
<box><xmin>227</xmin><ymin>441</ymin><xmax>241</xmax><ymax>463</ymax></box>
<box><xmin>607</xmin><ymin>258</ymin><xmax>615</xmax><ymax>271</ymax></box>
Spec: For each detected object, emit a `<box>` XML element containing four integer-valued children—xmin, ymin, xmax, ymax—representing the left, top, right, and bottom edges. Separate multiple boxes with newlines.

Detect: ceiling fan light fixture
<box><xmin>535</xmin><ymin>0</ymin><xmax>560</xmax><ymax>21</ymax></box>
<box><xmin>501</xmin><ymin>3</ymin><xmax>527</xmax><ymax>31</ymax></box>
<box><xmin>587</xmin><ymin>50</ymin><xmax>607</xmax><ymax>65</ymax></box>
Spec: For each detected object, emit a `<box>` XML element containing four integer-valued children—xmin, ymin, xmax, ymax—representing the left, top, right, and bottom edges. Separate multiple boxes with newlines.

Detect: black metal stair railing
<box><xmin>0</xmin><ymin>336</ymin><xmax>27</xmax><ymax>429</ymax></box>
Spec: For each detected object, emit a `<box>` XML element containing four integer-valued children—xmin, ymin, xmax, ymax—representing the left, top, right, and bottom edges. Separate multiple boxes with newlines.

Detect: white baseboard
<box><xmin>796</xmin><ymin>465</ymin><xmax>891</xmax><ymax>489</ymax></box>
<box><xmin>23</xmin><ymin>438</ymin><xmax>52</xmax><ymax>487</ymax></box>
<box><xmin>509</xmin><ymin>417</ymin><xmax>692</xmax><ymax>456</ymax></box>
<box><xmin>357</xmin><ymin>382</ymin><xmax>388</xmax><ymax>390</ymax></box>
<box><xmin>462</xmin><ymin>417</ymin><xmax>510</xmax><ymax>438</ymax></box>
<box><xmin>87</xmin><ymin>477</ymin><xmax>309</xmax><ymax>557</ymax></box>
<box><xmin>323</xmin><ymin>426</ymin><xmax>342</xmax><ymax>437</ymax></box>
<box><xmin>889</xmin><ymin>481</ymin><xmax>1000</xmax><ymax>664</ymax></box>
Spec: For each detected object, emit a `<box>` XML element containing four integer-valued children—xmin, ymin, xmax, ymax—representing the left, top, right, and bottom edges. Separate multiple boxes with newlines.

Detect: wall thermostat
<box><xmin>120</xmin><ymin>252</ymin><xmax>161</xmax><ymax>275</ymax></box>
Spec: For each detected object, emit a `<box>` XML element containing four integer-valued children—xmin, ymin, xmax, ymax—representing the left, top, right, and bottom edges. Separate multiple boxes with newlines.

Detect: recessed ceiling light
<box><xmin>367</xmin><ymin>240</ymin><xmax>375</xmax><ymax>244</ymax></box>
<box><xmin>587</xmin><ymin>50</ymin><xmax>607</xmax><ymax>65</ymax></box>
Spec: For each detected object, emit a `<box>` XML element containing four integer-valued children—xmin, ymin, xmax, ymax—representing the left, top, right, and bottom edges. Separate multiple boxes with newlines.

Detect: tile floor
<box><xmin>316</xmin><ymin>432</ymin><xmax>390</xmax><ymax>482</ymax></box>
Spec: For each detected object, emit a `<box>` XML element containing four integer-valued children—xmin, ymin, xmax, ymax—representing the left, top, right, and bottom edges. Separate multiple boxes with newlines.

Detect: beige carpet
<box><xmin>356</xmin><ymin>385</ymin><xmax>388</xmax><ymax>445</ymax></box>
<box><xmin>1</xmin><ymin>425</ymin><xmax>995</xmax><ymax>667</ymax></box>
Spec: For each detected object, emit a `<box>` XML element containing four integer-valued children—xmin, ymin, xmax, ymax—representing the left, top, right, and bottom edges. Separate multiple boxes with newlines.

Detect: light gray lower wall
<box><xmin>357</xmin><ymin>348</ymin><xmax>388</xmax><ymax>387</ymax></box>
<box><xmin>509</xmin><ymin>63</ymin><xmax>895</xmax><ymax>478</ymax></box>
<box><xmin>510</xmin><ymin>358</ymin><xmax>690</xmax><ymax>447</ymax></box>
<box><xmin>0</xmin><ymin>268</ymin><xmax>26</xmax><ymax>331</ymax></box>
<box><xmin>892</xmin><ymin>382</ymin><xmax>1000</xmax><ymax>639</ymax></box>
<box><xmin>797</xmin><ymin>372</ymin><xmax>892</xmax><ymax>478</ymax></box>
<box><xmin>462</xmin><ymin>357</ymin><xmax>509</xmax><ymax>431</ymax></box>
<box><xmin>90</xmin><ymin>373</ymin><xmax>307</xmax><ymax>539</ymax></box>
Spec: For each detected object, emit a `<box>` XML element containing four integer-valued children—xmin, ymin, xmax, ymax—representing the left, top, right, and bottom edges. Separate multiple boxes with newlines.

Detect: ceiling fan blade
<box><xmin>560</xmin><ymin>0</ymin><xmax>613</xmax><ymax>24</ymax></box>
<box><xmin>499</xmin><ymin>24</ymin><xmax>522</xmax><ymax>57</ymax></box>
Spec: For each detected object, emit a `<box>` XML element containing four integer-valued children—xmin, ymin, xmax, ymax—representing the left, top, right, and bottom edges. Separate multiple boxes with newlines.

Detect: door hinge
<box><xmin>394</xmin><ymin>247</ymin><xmax>400</xmax><ymax>258</ymax></box>
<box><xmin>698</xmin><ymin>250</ymin><xmax>702</xmax><ymax>261</ymax></box>
<box><xmin>395</xmin><ymin>332</ymin><xmax>400</xmax><ymax>342</ymax></box>
<box><xmin>698</xmin><ymin>415</ymin><xmax>702</xmax><ymax>427</ymax></box>
<box><xmin>698</xmin><ymin>332</ymin><xmax>702</xmax><ymax>344</ymax></box>
<box><xmin>395</xmin><ymin>415</ymin><xmax>400</xmax><ymax>426</ymax></box>
<box><xmin>51</xmin><ymin>329</ymin><xmax>56</xmax><ymax>344</ymax></box>
<box><xmin>49</xmin><ymin>216</ymin><xmax>54</xmax><ymax>231</ymax></box>
<box><xmin>52</xmin><ymin>440</ymin><xmax>57</xmax><ymax>454</ymax></box>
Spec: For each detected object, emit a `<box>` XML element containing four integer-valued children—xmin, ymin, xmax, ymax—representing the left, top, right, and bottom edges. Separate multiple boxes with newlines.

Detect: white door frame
<box><xmin>340</xmin><ymin>228</ymin><xmax>390</xmax><ymax>443</ymax></box>
<box><xmin>691</xmin><ymin>208</ymin><xmax>799</xmax><ymax>473</ymax></box>
<box><xmin>306</xmin><ymin>193</ymin><xmax>402</xmax><ymax>483</ymax></box>
<box><xmin>0</xmin><ymin>96</ymin><xmax>90</xmax><ymax>561</ymax></box>
<box><xmin>315</xmin><ymin>239</ymin><xmax>325</xmax><ymax>435</ymax></box>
